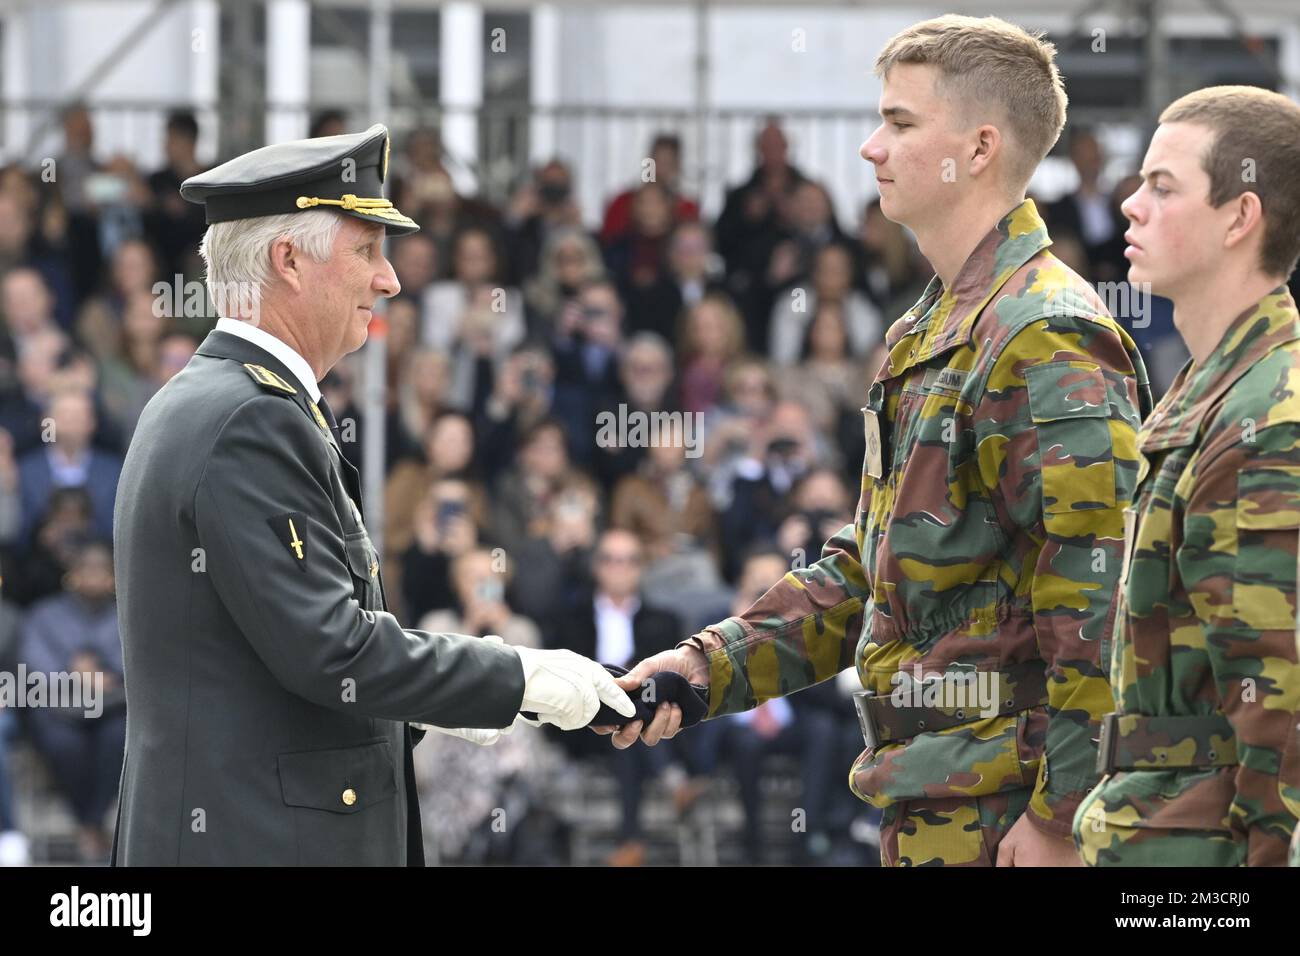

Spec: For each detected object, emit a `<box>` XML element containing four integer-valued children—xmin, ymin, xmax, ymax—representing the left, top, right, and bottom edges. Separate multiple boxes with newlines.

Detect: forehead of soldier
<box><xmin>878</xmin><ymin>63</ymin><xmax>965</xmax><ymax>131</ymax></box>
<box><xmin>1140</xmin><ymin>122</ymin><xmax>1215</xmax><ymax>198</ymax></box>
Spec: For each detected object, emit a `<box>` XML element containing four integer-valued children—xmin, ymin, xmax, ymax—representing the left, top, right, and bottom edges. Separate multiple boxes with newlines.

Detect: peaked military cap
<box><xmin>180</xmin><ymin>123</ymin><xmax>418</xmax><ymax>236</ymax></box>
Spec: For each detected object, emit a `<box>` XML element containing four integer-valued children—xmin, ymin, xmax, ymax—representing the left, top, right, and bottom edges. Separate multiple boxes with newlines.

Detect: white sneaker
<box><xmin>0</xmin><ymin>830</ymin><xmax>30</xmax><ymax>866</ymax></box>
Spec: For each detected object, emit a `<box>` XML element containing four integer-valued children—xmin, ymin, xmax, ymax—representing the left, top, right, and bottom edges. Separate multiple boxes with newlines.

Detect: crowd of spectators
<box><xmin>0</xmin><ymin>103</ymin><xmax>1241</xmax><ymax>866</ymax></box>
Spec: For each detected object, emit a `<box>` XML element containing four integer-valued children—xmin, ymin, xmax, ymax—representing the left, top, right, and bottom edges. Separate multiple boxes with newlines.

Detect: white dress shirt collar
<box><xmin>593</xmin><ymin>593</ymin><xmax>641</xmax><ymax>669</ymax></box>
<box><xmin>215</xmin><ymin>317</ymin><xmax>321</xmax><ymax>403</ymax></box>
<box><xmin>594</xmin><ymin>593</ymin><xmax>641</xmax><ymax>618</ymax></box>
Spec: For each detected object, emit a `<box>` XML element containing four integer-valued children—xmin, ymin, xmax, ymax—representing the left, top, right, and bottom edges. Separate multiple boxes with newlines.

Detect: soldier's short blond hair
<box><xmin>874</xmin><ymin>15</ymin><xmax>1068</xmax><ymax>191</ymax></box>
<box><xmin>1159</xmin><ymin>85</ymin><xmax>1300</xmax><ymax>278</ymax></box>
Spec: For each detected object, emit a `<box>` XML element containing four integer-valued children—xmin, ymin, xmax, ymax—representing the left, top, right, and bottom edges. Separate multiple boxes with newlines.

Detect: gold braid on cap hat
<box><xmin>295</xmin><ymin>193</ymin><xmax>412</xmax><ymax>223</ymax></box>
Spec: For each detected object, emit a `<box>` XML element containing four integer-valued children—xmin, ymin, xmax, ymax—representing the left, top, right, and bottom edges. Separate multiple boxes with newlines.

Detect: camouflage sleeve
<box><xmin>976</xmin><ymin>315</ymin><xmax>1143</xmax><ymax>837</ymax></box>
<box><xmin>1181</xmin><ymin>421</ymin><xmax>1300</xmax><ymax>866</ymax></box>
<box><xmin>680</xmin><ymin>520</ymin><xmax>868</xmax><ymax>717</ymax></box>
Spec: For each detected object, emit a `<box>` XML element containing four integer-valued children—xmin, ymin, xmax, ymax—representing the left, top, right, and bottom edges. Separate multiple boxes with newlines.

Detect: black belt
<box><xmin>1096</xmin><ymin>712</ymin><xmax>1238</xmax><ymax>774</ymax></box>
<box><xmin>852</xmin><ymin>661</ymin><xmax>1049</xmax><ymax>749</ymax></box>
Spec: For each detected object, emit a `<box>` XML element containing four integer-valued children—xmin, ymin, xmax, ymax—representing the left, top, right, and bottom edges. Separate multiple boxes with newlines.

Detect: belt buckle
<box><xmin>853</xmin><ymin>690</ymin><xmax>880</xmax><ymax>750</ymax></box>
<box><xmin>1096</xmin><ymin>712</ymin><xmax>1119</xmax><ymax>775</ymax></box>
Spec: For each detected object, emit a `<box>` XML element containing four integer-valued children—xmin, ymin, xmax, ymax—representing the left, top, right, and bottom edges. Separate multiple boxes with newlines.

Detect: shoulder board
<box><xmin>242</xmin><ymin>363</ymin><xmax>298</xmax><ymax>395</ymax></box>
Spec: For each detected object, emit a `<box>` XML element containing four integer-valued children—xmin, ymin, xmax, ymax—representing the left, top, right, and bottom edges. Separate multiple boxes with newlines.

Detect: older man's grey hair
<box><xmin>198</xmin><ymin>209</ymin><xmax>342</xmax><ymax>319</ymax></box>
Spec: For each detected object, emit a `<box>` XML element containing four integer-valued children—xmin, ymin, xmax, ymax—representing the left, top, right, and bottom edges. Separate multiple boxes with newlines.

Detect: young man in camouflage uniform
<box><xmin>598</xmin><ymin>16</ymin><xmax>1150</xmax><ymax>866</ymax></box>
<box><xmin>1074</xmin><ymin>86</ymin><xmax>1300</xmax><ymax>866</ymax></box>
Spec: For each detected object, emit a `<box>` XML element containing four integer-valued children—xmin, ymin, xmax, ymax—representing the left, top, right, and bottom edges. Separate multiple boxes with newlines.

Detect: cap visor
<box><xmin>340</xmin><ymin>205</ymin><xmax>419</xmax><ymax>236</ymax></box>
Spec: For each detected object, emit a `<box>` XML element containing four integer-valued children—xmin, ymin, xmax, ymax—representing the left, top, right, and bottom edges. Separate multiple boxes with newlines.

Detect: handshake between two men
<box><xmin>419</xmin><ymin>640</ymin><xmax>712</xmax><ymax>748</ymax></box>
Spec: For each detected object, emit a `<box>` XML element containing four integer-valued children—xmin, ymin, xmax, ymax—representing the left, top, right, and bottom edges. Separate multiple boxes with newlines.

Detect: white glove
<box><xmin>414</xmin><ymin>713</ymin><xmax>526</xmax><ymax>747</ymax></box>
<box><xmin>513</xmin><ymin>646</ymin><xmax>636</xmax><ymax>731</ymax></box>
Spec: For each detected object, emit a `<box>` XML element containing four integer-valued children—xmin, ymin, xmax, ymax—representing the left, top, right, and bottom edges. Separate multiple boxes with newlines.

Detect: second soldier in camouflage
<box><xmin>1074</xmin><ymin>86</ymin><xmax>1300</xmax><ymax>867</ymax></box>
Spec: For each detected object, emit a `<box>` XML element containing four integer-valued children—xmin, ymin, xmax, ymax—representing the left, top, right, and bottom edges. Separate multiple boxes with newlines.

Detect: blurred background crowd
<box><xmin>3</xmin><ymin>100</ymin><xmax>1285</xmax><ymax>868</ymax></box>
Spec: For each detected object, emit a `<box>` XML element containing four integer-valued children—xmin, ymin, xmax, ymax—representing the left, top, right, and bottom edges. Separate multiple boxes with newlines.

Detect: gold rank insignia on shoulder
<box><xmin>267</xmin><ymin>512</ymin><xmax>309</xmax><ymax>570</ymax></box>
<box><xmin>243</xmin><ymin>363</ymin><xmax>298</xmax><ymax>395</ymax></box>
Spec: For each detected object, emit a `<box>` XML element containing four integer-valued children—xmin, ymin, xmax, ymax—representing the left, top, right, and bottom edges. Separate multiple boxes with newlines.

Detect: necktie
<box><xmin>317</xmin><ymin>395</ymin><xmax>343</xmax><ymax>448</ymax></box>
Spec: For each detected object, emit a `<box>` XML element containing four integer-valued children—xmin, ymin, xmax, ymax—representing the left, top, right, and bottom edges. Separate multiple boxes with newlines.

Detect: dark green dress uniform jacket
<box><xmin>110</xmin><ymin>329</ymin><xmax>525</xmax><ymax>865</ymax></box>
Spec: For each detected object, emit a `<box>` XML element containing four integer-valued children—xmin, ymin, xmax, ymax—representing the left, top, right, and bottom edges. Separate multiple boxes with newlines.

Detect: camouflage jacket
<box><xmin>684</xmin><ymin>200</ymin><xmax>1151</xmax><ymax>837</ymax></box>
<box><xmin>1076</xmin><ymin>288</ymin><xmax>1300</xmax><ymax>866</ymax></box>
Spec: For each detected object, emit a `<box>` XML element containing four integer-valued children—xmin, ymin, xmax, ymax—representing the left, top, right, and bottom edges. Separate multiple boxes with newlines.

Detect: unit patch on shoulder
<box><xmin>243</xmin><ymin>363</ymin><xmax>298</xmax><ymax>395</ymax></box>
<box><xmin>267</xmin><ymin>512</ymin><xmax>310</xmax><ymax>569</ymax></box>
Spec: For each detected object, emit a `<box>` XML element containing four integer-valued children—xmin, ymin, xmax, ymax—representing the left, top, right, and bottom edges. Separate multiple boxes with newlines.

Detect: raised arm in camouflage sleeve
<box><xmin>681</xmin><ymin>520</ymin><xmax>868</xmax><ymax>716</ymax></box>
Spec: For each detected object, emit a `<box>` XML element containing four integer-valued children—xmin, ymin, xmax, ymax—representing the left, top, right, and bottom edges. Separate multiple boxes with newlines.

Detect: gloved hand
<box><xmin>514</xmin><ymin>646</ymin><xmax>636</xmax><ymax>730</ymax></box>
<box><xmin>572</xmin><ymin>664</ymin><xmax>709</xmax><ymax>730</ymax></box>
<box><xmin>594</xmin><ymin>644</ymin><xmax>711</xmax><ymax>749</ymax></box>
<box><xmin>413</xmin><ymin>713</ymin><xmax>528</xmax><ymax>747</ymax></box>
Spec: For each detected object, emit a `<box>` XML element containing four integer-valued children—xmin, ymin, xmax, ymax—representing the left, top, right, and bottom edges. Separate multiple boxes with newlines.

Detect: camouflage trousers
<box><xmin>879</xmin><ymin>788</ymin><xmax>1032</xmax><ymax>866</ymax></box>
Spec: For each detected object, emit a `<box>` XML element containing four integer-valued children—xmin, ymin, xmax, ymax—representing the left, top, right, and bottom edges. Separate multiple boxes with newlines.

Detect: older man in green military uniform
<box><xmin>598</xmin><ymin>16</ymin><xmax>1150</xmax><ymax>867</ymax></box>
<box><xmin>110</xmin><ymin>125</ymin><xmax>633</xmax><ymax>865</ymax></box>
<box><xmin>1074</xmin><ymin>86</ymin><xmax>1300</xmax><ymax>866</ymax></box>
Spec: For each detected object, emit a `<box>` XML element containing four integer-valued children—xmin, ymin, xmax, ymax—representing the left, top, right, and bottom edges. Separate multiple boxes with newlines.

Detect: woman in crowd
<box><xmin>676</xmin><ymin>292</ymin><xmax>749</xmax><ymax>418</ymax></box>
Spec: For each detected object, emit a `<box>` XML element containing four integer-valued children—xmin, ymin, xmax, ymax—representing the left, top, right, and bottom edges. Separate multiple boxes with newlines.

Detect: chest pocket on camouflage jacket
<box><xmin>1024</xmin><ymin>360</ymin><xmax>1117</xmax><ymax>516</ymax></box>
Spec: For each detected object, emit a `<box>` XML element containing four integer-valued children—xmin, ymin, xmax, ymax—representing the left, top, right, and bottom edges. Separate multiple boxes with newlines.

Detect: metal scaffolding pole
<box><xmin>1141</xmin><ymin>0</ymin><xmax>1170</xmax><ymax>131</ymax></box>
<box><xmin>21</xmin><ymin>0</ymin><xmax>179</xmax><ymax>156</ymax></box>
<box><xmin>694</xmin><ymin>0</ymin><xmax>710</xmax><ymax>218</ymax></box>
<box><xmin>364</xmin><ymin>0</ymin><xmax>392</xmax><ymax>560</ymax></box>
